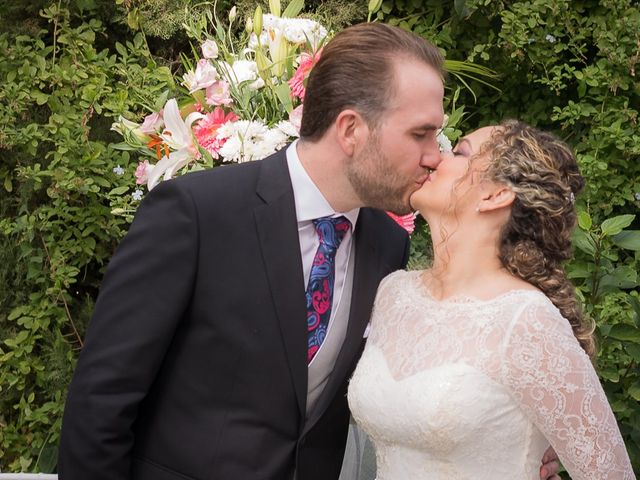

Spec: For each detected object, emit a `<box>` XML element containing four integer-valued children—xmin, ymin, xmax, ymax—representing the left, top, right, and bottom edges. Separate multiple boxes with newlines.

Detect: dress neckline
<box><xmin>409</xmin><ymin>269</ymin><xmax>545</xmax><ymax>306</ymax></box>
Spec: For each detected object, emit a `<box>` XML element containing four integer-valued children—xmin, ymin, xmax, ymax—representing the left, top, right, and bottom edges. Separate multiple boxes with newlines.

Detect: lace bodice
<box><xmin>348</xmin><ymin>270</ymin><xmax>635</xmax><ymax>480</ymax></box>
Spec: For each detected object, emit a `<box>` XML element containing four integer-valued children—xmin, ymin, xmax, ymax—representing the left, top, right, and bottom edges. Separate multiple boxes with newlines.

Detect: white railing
<box><xmin>0</xmin><ymin>475</ymin><xmax>58</xmax><ymax>479</ymax></box>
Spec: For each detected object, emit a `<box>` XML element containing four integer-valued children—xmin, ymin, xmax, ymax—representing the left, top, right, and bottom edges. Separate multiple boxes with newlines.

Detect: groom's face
<box><xmin>345</xmin><ymin>58</ymin><xmax>444</xmax><ymax>215</ymax></box>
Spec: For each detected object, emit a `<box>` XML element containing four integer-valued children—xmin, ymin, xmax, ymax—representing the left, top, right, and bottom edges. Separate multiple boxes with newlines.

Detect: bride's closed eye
<box><xmin>452</xmin><ymin>147</ymin><xmax>468</xmax><ymax>157</ymax></box>
<box><xmin>452</xmin><ymin>138</ymin><xmax>473</xmax><ymax>157</ymax></box>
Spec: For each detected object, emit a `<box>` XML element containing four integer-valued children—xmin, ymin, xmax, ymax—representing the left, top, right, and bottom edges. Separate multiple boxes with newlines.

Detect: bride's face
<box><xmin>410</xmin><ymin>126</ymin><xmax>498</xmax><ymax>216</ymax></box>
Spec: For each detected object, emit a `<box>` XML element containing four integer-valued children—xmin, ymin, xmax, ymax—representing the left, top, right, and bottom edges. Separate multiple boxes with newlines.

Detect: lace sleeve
<box><xmin>500</xmin><ymin>300</ymin><xmax>635</xmax><ymax>480</ymax></box>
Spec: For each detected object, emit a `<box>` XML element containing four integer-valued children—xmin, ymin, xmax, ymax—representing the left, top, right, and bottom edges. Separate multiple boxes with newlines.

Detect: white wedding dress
<box><xmin>348</xmin><ymin>270</ymin><xmax>635</xmax><ymax>480</ymax></box>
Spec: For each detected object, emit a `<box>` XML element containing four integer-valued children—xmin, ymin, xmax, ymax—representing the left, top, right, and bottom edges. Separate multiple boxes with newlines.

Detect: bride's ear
<box><xmin>478</xmin><ymin>185</ymin><xmax>516</xmax><ymax>213</ymax></box>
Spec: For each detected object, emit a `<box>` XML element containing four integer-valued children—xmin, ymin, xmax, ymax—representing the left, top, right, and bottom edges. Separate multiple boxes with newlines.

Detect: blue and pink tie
<box><xmin>306</xmin><ymin>216</ymin><xmax>351</xmax><ymax>363</ymax></box>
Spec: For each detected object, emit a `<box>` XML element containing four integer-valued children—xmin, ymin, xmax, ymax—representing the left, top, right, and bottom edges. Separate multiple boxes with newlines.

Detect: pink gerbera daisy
<box><xmin>193</xmin><ymin>107</ymin><xmax>239</xmax><ymax>158</ymax></box>
<box><xmin>288</xmin><ymin>49</ymin><xmax>322</xmax><ymax>101</ymax></box>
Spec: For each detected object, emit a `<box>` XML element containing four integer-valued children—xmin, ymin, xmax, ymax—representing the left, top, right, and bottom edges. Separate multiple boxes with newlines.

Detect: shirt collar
<box><xmin>286</xmin><ymin>140</ymin><xmax>360</xmax><ymax>227</ymax></box>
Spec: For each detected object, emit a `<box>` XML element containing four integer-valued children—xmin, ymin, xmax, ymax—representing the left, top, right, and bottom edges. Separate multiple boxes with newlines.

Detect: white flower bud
<box><xmin>201</xmin><ymin>39</ymin><xmax>219</xmax><ymax>59</ymax></box>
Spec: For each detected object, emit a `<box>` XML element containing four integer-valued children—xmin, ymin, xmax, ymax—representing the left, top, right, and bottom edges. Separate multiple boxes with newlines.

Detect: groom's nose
<box><xmin>420</xmin><ymin>142</ymin><xmax>442</xmax><ymax>170</ymax></box>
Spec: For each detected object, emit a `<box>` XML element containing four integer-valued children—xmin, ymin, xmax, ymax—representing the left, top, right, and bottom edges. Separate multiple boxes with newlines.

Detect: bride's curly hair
<box><xmin>482</xmin><ymin>120</ymin><xmax>596</xmax><ymax>357</ymax></box>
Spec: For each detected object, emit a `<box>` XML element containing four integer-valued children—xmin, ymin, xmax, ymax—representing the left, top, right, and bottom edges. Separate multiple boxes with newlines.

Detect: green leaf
<box><xmin>598</xmin><ymin>266</ymin><xmax>638</xmax><ymax>293</ymax></box>
<box><xmin>629</xmin><ymin>294</ymin><xmax>640</xmax><ymax>327</ymax></box>
<box><xmin>612</xmin><ymin>230</ymin><xmax>640</xmax><ymax>251</ymax></box>
<box><xmin>36</xmin><ymin>443</ymin><xmax>58</xmax><ymax>474</ymax></box>
<box><xmin>14</xmin><ymin>330</ymin><xmax>30</xmax><ymax>345</ymax></box>
<box><xmin>4</xmin><ymin>175</ymin><xmax>13</xmax><ymax>192</ymax></box>
<box><xmin>33</xmin><ymin>91</ymin><xmax>49</xmax><ymax>105</ymax></box>
<box><xmin>607</xmin><ymin>324</ymin><xmax>640</xmax><ymax>342</ymax></box>
<box><xmin>566</xmin><ymin>261</ymin><xmax>593</xmax><ymax>279</ymax></box>
<box><xmin>572</xmin><ymin>228</ymin><xmax>597</xmax><ymax>256</ymax></box>
<box><xmin>600</xmin><ymin>214</ymin><xmax>635</xmax><ymax>236</ymax></box>
<box><xmin>115</xmin><ymin>42</ymin><xmax>127</xmax><ymax>58</ymax></box>
<box><xmin>282</xmin><ymin>0</ymin><xmax>304</xmax><ymax>18</ymax></box>
<box><xmin>629</xmin><ymin>382</ymin><xmax>640</xmax><ymax>402</ymax></box>
<box><xmin>109</xmin><ymin>142</ymin><xmax>138</xmax><ymax>151</ymax></box>
<box><xmin>625</xmin><ymin>344</ymin><xmax>640</xmax><ymax>362</ymax></box>
<box><xmin>446</xmin><ymin>105</ymin><xmax>465</xmax><ymax>129</ymax></box>
<box><xmin>599</xmin><ymin>367</ymin><xmax>620</xmax><ymax>383</ymax></box>
<box><xmin>109</xmin><ymin>186</ymin><xmax>130</xmax><ymax>195</ymax></box>
<box><xmin>454</xmin><ymin>0</ymin><xmax>471</xmax><ymax>17</ymax></box>
<box><xmin>577</xmin><ymin>210</ymin><xmax>592</xmax><ymax>230</ymax></box>
<box><xmin>127</xmin><ymin>9</ymin><xmax>139</xmax><ymax>30</ymax></box>
<box><xmin>274</xmin><ymin>82</ymin><xmax>293</xmax><ymax>113</ymax></box>
<box><xmin>8</xmin><ymin>306</ymin><xmax>27</xmax><ymax>321</ymax></box>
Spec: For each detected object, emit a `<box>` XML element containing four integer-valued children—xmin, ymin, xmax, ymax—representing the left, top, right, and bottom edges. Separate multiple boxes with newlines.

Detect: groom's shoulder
<box><xmin>358</xmin><ymin>208</ymin><xmax>410</xmax><ymax>267</ymax></box>
<box><xmin>175</xmin><ymin>158</ymin><xmax>266</xmax><ymax>189</ymax></box>
<box><xmin>169</xmin><ymin>149</ymin><xmax>288</xmax><ymax>198</ymax></box>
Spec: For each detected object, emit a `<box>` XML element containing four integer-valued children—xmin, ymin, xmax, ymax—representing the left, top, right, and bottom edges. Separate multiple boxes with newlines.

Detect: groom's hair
<box><xmin>300</xmin><ymin>22</ymin><xmax>444</xmax><ymax>141</ymax></box>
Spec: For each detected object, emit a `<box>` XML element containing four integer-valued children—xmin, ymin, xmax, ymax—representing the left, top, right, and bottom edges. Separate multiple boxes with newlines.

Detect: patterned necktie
<box><xmin>306</xmin><ymin>216</ymin><xmax>351</xmax><ymax>363</ymax></box>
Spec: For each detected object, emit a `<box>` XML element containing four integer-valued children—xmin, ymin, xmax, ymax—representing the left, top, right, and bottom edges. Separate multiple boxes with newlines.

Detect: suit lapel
<box><xmin>303</xmin><ymin>210</ymin><xmax>380</xmax><ymax>434</ymax></box>
<box><xmin>254</xmin><ymin>152</ymin><xmax>308</xmax><ymax>418</ymax></box>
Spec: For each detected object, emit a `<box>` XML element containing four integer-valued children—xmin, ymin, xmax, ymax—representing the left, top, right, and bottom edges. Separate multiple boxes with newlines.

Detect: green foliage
<box><xmin>234</xmin><ymin>0</ymin><xmax>367</xmax><ymax>31</ymax></box>
<box><xmin>569</xmin><ymin>210</ymin><xmax>640</xmax><ymax>470</ymax></box>
<box><xmin>379</xmin><ymin>0</ymin><xmax>640</xmax><ymax>474</ymax></box>
<box><xmin>0</xmin><ymin>3</ymin><xmax>174</xmax><ymax>470</ymax></box>
<box><xmin>116</xmin><ymin>0</ymin><xmax>233</xmax><ymax>40</ymax></box>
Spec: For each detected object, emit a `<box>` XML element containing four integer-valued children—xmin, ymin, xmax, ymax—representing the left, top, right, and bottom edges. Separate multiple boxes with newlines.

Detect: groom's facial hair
<box><xmin>345</xmin><ymin>131</ymin><xmax>415</xmax><ymax>215</ymax></box>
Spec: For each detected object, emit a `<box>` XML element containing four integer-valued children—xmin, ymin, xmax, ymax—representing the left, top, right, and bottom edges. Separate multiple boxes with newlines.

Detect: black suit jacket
<box><xmin>58</xmin><ymin>149</ymin><xmax>410</xmax><ymax>480</ymax></box>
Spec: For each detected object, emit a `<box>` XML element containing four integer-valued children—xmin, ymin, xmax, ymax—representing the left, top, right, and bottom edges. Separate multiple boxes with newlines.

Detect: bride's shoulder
<box><xmin>373</xmin><ymin>269</ymin><xmax>418</xmax><ymax>302</ymax></box>
<box><xmin>378</xmin><ymin>269</ymin><xmax>419</xmax><ymax>289</ymax></box>
<box><xmin>507</xmin><ymin>292</ymin><xmax>576</xmax><ymax>339</ymax></box>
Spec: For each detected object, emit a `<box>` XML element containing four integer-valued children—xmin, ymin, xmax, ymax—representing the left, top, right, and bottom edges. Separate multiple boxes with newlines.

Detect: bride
<box><xmin>347</xmin><ymin>120</ymin><xmax>636</xmax><ymax>479</ymax></box>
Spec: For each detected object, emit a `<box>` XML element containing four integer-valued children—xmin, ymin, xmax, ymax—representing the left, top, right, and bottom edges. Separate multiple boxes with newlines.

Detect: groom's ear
<box><xmin>335</xmin><ymin>109</ymin><xmax>368</xmax><ymax>157</ymax></box>
<box><xmin>478</xmin><ymin>185</ymin><xmax>516</xmax><ymax>213</ymax></box>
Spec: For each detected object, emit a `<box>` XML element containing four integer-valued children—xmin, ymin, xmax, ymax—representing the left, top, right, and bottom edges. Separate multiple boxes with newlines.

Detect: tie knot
<box><xmin>313</xmin><ymin>216</ymin><xmax>351</xmax><ymax>250</ymax></box>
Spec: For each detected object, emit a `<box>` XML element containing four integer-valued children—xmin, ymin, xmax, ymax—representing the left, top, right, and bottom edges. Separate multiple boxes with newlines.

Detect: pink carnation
<box><xmin>193</xmin><ymin>107</ymin><xmax>239</xmax><ymax>158</ymax></box>
<box><xmin>288</xmin><ymin>49</ymin><xmax>322</xmax><ymax>101</ymax></box>
<box><xmin>386</xmin><ymin>212</ymin><xmax>416</xmax><ymax>235</ymax></box>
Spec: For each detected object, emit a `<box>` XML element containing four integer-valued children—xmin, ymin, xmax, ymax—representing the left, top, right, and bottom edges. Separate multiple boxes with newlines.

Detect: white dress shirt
<box><xmin>286</xmin><ymin>141</ymin><xmax>360</xmax><ymax>415</ymax></box>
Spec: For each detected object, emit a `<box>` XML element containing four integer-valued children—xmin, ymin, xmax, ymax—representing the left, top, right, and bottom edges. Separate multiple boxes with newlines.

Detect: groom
<box><xmin>59</xmin><ymin>22</ymin><xmax>560</xmax><ymax>480</ymax></box>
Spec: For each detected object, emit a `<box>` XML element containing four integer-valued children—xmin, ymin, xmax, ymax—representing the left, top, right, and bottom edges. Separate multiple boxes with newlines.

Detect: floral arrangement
<box><xmin>111</xmin><ymin>2</ymin><xmax>462</xmax><ymax>233</ymax></box>
<box><xmin>112</xmin><ymin>2</ymin><xmax>324</xmax><ymax>191</ymax></box>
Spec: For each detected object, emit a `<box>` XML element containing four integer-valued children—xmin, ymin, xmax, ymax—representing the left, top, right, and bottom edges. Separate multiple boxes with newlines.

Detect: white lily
<box><xmin>219</xmin><ymin>60</ymin><xmax>265</xmax><ymax>90</ymax></box>
<box><xmin>266</xmin><ymin>27</ymin><xmax>289</xmax><ymax>77</ymax></box>
<box><xmin>147</xmin><ymin>99</ymin><xmax>204</xmax><ymax>190</ymax></box>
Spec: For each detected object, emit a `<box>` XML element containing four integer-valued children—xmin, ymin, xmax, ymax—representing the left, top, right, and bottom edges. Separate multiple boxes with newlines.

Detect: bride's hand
<box><xmin>539</xmin><ymin>446</ymin><xmax>560</xmax><ymax>480</ymax></box>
